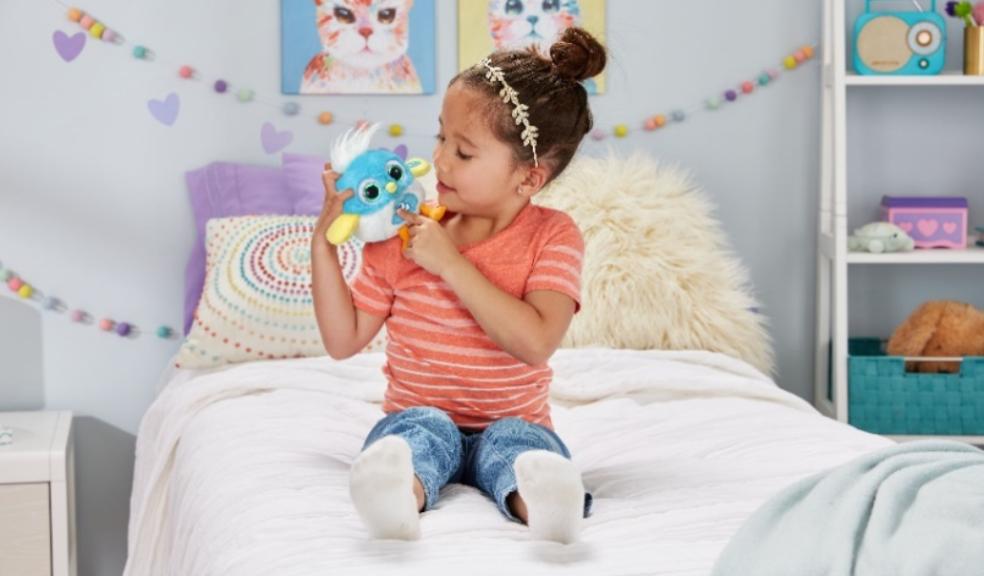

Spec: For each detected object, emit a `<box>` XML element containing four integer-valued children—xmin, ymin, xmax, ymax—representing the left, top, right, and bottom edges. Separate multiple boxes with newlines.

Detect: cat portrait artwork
<box><xmin>281</xmin><ymin>0</ymin><xmax>436</xmax><ymax>95</ymax></box>
<box><xmin>458</xmin><ymin>0</ymin><xmax>606</xmax><ymax>94</ymax></box>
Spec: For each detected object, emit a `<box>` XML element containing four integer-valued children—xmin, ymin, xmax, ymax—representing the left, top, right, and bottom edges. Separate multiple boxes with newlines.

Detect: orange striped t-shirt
<box><xmin>349</xmin><ymin>202</ymin><xmax>584</xmax><ymax>430</ymax></box>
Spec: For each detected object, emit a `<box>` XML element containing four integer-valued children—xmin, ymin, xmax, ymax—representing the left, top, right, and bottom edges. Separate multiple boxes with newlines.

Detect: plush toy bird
<box><xmin>325</xmin><ymin>124</ymin><xmax>445</xmax><ymax>248</ymax></box>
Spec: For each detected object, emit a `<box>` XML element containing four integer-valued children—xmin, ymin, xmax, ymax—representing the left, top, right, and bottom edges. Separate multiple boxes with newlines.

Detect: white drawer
<box><xmin>0</xmin><ymin>483</ymin><xmax>52</xmax><ymax>576</ymax></box>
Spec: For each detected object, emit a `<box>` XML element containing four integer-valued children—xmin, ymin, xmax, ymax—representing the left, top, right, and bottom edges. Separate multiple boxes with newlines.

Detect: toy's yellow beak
<box><xmin>325</xmin><ymin>214</ymin><xmax>360</xmax><ymax>246</ymax></box>
<box><xmin>386</xmin><ymin>181</ymin><xmax>398</xmax><ymax>194</ymax></box>
<box><xmin>406</xmin><ymin>158</ymin><xmax>431</xmax><ymax>178</ymax></box>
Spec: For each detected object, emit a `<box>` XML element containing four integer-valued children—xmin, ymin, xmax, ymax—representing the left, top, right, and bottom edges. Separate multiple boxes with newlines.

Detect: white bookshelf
<box><xmin>815</xmin><ymin>0</ymin><xmax>984</xmax><ymax>445</ymax></box>
<box><xmin>845</xmin><ymin>70</ymin><xmax>984</xmax><ymax>85</ymax></box>
<box><xmin>846</xmin><ymin>244</ymin><xmax>984</xmax><ymax>264</ymax></box>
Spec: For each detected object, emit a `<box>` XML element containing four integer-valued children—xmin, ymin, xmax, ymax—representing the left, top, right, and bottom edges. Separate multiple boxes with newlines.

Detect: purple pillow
<box><xmin>281</xmin><ymin>153</ymin><xmax>330</xmax><ymax>215</ymax></box>
<box><xmin>184</xmin><ymin>163</ymin><xmax>291</xmax><ymax>334</ymax></box>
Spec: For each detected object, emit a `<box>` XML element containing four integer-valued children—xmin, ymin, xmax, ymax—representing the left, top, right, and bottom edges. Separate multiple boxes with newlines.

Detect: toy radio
<box><xmin>854</xmin><ymin>0</ymin><xmax>946</xmax><ymax>75</ymax></box>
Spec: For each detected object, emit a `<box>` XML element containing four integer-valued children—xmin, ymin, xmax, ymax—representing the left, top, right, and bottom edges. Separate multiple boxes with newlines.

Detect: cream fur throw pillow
<box><xmin>534</xmin><ymin>153</ymin><xmax>775</xmax><ymax>375</ymax></box>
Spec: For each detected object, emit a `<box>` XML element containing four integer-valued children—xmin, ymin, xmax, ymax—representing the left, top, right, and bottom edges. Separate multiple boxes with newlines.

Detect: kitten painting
<box><xmin>487</xmin><ymin>0</ymin><xmax>581</xmax><ymax>54</ymax></box>
<box><xmin>485</xmin><ymin>0</ymin><xmax>598</xmax><ymax>93</ymax></box>
<box><xmin>282</xmin><ymin>0</ymin><xmax>435</xmax><ymax>95</ymax></box>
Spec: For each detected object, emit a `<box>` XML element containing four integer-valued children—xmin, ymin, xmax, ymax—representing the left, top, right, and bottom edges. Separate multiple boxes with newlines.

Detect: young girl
<box><xmin>310</xmin><ymin>27</ymin><xmax>606</xmax><ymax>543</ymax></box>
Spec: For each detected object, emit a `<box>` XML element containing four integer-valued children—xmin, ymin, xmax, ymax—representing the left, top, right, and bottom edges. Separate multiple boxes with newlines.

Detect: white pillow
<box><xmin>535</xmin><ymin>153</ymin><xmax>775</xmax><ymax>375</ymax></box>
<box><xmin>176</xmin><ymin>215</ymin><xmax>385</xmax><ymax>369</ymax></box>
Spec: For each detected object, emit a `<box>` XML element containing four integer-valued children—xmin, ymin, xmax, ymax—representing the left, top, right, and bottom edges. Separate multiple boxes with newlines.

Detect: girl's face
<box><xmin>433</xmin><ymin>82</ymin><xmax>530</xmax><ymax>217</ymax></box>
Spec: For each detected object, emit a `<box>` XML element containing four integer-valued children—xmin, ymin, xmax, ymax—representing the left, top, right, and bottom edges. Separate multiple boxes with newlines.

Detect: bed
<box><xmin>123</xmin><ymin>152</ymin><xmax>900</xmax><ymax>575</ymax></box>
<box><xmin>123</xmin><ymin>347</ymin><xmax>891</xmax><ymax>576</ymax></box>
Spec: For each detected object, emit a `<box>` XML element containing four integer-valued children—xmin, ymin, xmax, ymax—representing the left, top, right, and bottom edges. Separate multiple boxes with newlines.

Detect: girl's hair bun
<box><xmin>548</xmin><ymin>27</ymin><xmax>607</xmax><ymax>82</ymax></box>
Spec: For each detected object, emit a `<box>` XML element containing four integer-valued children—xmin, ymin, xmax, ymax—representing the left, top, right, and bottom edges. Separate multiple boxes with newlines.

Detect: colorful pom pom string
<box><xmin>66</xmin><ymin>7</ymin><xmax>120</xmax><ymax>43</ymax></box>
<box><xmin>615</xmin><ymin>44</ymin><xmax>815</xmax><ymax>139</ymax></box>
<box><xmin>1</xmin><ymin>258</ymin><xmax>174</xmax><ymax>343</ymax></box>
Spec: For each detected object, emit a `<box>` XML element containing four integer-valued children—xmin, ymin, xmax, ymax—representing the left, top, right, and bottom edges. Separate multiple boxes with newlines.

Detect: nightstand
<box><xmin>0</xmin><ymin>411</ymin><xmax>77</xmax><ymax>576</ymax></box>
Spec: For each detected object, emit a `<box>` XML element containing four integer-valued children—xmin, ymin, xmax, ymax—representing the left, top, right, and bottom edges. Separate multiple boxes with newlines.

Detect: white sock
<box><xmin>349</xmin><ymin>435</ymin><xmax>421</xmax><ymax>540</ymax></box>
<box><xmin>514</xmin><ymin>450</ymin><xmax>585</xmax><ymax>544</ymax></box>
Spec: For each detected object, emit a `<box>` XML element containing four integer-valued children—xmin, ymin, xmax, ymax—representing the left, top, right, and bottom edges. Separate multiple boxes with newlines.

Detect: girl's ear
<box><xmin>517</xmin><ymin>164</ymin><xmax>550</xmax><ymax>198</ymax></box>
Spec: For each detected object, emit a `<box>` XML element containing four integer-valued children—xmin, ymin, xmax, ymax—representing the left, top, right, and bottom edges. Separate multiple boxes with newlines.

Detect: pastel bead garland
<box><xmin>624</xmin><ymin>44</ymin><xmax>815</xmax><ymax>137</ymax></box>
<box><xmin>0</xmin><ymin>261</ymin><xmax>174</xmax><ymax>341</ymax></box>
<box><xmin>53</xmin><ymin>6</ymin><xmax>817</xmax><ymax>150</ymax></box>
<box><xmin>282</xmin><ymin>102</ymin><xmax>301</xmax><ymax>116</ymax></box>
<box><xmin>66</xmin><ymin>7</ymin><xmax>119</xmax><ymax>43</ymax></box>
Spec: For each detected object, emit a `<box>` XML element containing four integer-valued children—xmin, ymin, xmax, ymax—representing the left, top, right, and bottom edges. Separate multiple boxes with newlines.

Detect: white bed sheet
<box><xmin>125</xmin><ymin>348</ymin><xmax>891</xmax><ymax>576</ymax></box>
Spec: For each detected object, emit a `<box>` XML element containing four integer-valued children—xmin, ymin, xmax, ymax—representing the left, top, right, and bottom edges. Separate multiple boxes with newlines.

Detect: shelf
<box><xmin>847</xmin><ymin>244</ymin><xmax>984</xmax><ymax>264</ymax></box>
<box><xmin>846</xmin><ymin>71</ymin><xmax>984</xmax><ymax>86</ymax></box>
<box><xmin>889</xmin><ymin>435</ymin><xmax>984</xmax><ymax>445</ymax></box>
<box><xmin>818</xmin><ymin>0</ymin><xmax>984</xmax><ymax>438</ymax></box>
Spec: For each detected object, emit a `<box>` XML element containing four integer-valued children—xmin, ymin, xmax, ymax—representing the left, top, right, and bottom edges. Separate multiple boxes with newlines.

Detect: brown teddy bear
<box><xmin>886</xmin><ymin>300</ymin><xmax>984</xmax><ymax>373</ymax></box>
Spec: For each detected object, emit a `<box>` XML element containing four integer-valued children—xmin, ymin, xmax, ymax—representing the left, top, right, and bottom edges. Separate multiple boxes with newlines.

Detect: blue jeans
<box><xmin>361</xmin><ymin>407</ymin><xmax>593</xmax><ymax>521</ymax></box>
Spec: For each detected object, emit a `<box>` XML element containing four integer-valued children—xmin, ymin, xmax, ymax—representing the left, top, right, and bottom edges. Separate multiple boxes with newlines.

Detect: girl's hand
<box><xmin>399</xmin><ymin>209</ymin><xmax>464</xmax><ymax>278</ymax></box>
<box><xmin>314</xmin><ymin>162</ymin><xmax>354</xmax><ymax>240</ymax></box>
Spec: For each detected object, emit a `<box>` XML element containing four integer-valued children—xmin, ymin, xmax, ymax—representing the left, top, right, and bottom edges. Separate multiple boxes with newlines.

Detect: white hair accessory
<box><xmin>480</xmin><ymin>57</ymin><xmax>539</xmax><ymax>167</ymax></box>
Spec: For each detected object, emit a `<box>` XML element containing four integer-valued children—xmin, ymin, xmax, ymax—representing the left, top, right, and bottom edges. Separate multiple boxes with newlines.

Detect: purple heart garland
<box><xmin>53</xmin><ymin>30</ymin><xmax>86</xmax><ymax>62</ymax></box>
<box><xmin>147</xmin><ymin>93</ymin><xmax>180</xmax><ymax>126</ymax></box>
<box><xmin>261</xmin><ymin>122</ymin><xmax>293</xmax><ymax>154</ymax></box>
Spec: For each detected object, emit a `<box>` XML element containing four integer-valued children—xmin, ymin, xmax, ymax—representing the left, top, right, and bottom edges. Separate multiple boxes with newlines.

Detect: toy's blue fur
<box><xmin>336</xmin><ymin>149</ymin><xmax>418</xmax><ymax>222</ymax></box>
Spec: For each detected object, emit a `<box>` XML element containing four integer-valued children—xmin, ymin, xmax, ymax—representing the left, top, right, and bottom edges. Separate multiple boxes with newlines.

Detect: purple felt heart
<box><xmin>147</xmin><ymin>93</ymin><xmax>180</xmax><ymax>126</ymax></box>
<box><xmin>261</xmin><ymin>122</ymin><xmax>293</xmax><ymax>154</ymax></box>
<box><xmin>53</xmin><ymin>30</ymin><xmax>86</xmax><ymax>62</ymax></box>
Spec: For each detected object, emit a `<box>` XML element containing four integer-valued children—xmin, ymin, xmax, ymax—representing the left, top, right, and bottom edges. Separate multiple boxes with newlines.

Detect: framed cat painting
<box><xmin>281</xmin><ymin>0</ymin><xmax>436</xmax><ymax>95</ymax></box>
<box><xmin>458</xmin><ymin>0</ymin><xmax>606</xmax><ymax>94</ymax></box>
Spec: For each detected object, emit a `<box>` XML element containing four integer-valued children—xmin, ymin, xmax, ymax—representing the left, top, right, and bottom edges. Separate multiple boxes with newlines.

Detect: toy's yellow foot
<box><xmin>421</xmin><ymin>203</ymin><xmax>446</xmax><ymax>222</ymax></box>
<box><xmin>399</xmin><ymin>225</ymin><xmax>411</xmax><ymax>250</ymax></box>
<box><xmin>326</xmin><ymin>213</ymin><xmax>360</xmax><ymax>246</ymax></box>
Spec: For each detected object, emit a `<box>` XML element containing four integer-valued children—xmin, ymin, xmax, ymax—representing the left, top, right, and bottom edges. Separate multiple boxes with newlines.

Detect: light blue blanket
<box><xmin>712</xmin><ymin>441</ymin><xmax>984</xmax><ymax>576</ymax></box>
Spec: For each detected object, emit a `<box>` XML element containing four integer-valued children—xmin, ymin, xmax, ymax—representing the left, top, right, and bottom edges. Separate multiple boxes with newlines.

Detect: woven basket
<box><xmin>848</xmin><ymin>338</ymin><xmax>984</xmax><ymax>435</ymax></box>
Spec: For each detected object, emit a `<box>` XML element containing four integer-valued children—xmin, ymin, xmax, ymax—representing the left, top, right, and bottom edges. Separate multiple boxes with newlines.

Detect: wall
<box><xmin>0</xmin><ymin>1</ymin><xmax>868</xmax><ymax>573</ymax></box>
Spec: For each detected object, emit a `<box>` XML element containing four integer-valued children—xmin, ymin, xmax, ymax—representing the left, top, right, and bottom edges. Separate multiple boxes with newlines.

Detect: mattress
<box><xmin>124</xmin><ymin>348</ymin><xmax>891</xmax><ymax>576</ymax></box>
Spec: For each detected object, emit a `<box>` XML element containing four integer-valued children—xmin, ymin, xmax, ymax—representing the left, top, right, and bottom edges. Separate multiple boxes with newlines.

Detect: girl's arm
<box><xmin>442</xmin><ymin>260</ymin><xmax>575</xmax><ymax>366</ymax></box>
<box><xmin>311</xmin><ymin>165</ymin><xmax>386</xmax><ymax>360</ymax></box>
<box><xmin>399</xmin><ymin>209</ymin><xmax>577</xmax><ymax>366</ymax></box>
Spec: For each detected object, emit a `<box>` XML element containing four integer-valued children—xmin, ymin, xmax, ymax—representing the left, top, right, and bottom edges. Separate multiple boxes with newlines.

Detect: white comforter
<box><xmin>124</xmin><ymin>348</ymin><xmax>891</xmax><ymax>576</ymax></box>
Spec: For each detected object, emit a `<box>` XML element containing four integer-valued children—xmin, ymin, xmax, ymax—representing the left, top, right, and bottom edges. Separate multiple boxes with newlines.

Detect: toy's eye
<box><xmin>359</xmin><ymin>180</ymin><xmax>382</xmax><ymax>202</ymax></box>
<box><xmin>505</xmin><ymin>0</ymin><xmax>523</xmax><ymax>15</ymax></box>
<box><xmin>386</xmin><ymin>161</ymin><xmax>404</xmax><ymax>181</ymax></box>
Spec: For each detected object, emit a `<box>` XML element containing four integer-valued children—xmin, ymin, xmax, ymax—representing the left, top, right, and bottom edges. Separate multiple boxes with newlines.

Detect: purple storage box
<box><xmin>881</xmin><ymin>196</ymin><xmax>968</xmax><ymax>249</ymax></box>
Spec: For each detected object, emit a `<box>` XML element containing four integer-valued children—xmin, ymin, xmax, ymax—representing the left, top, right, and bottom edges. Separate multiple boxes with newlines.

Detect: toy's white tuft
<box><xmin>330</xmin><ymin>124</ymin><xmax>381</xmax><ymax>173</ymax></box>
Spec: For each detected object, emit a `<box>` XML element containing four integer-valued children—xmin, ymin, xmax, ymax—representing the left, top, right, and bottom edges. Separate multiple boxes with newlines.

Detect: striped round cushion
<box><xmin>175</xmin><ymin>215</ymin><xmax>385</xmax><ymax>368</ymax></box>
